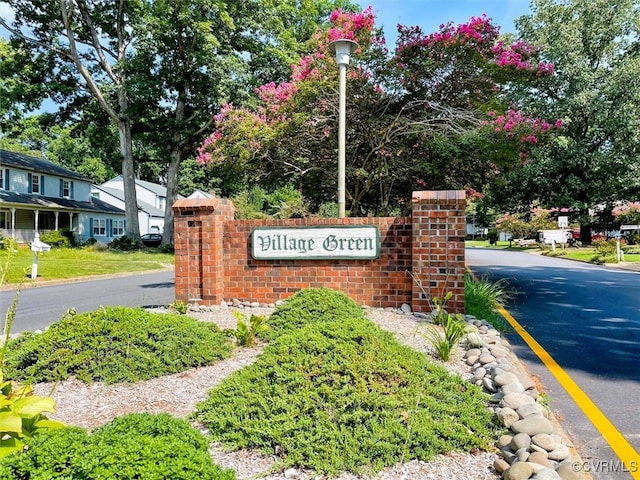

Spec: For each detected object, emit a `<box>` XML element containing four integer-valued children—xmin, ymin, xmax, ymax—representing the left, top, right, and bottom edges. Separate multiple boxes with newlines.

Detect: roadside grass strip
<box><xmin>498</xmin><ymin>306</ymin><xmax>640</xmax><ymax>479</ymax></box>
<box><xmin>193</xmin><ymin>315</ymin><xmax>500</xmax><ymax>476</ymax></box>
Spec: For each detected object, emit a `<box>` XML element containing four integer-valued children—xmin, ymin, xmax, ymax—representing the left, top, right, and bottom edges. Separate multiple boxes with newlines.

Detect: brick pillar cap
<box><xmin>172</xmin><ymin>197</ymin><xmax>234</xmax><ymax>211</ymax></box>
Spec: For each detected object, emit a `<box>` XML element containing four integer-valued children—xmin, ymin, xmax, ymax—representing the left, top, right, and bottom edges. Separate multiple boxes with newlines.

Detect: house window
<box><xmin>62</xmin><ymin>180</ymin><xmax>70</xmax><ymax>198</ymax></box>
<box><xmin>157</xmin><ymin>196</ymin><xmax>166</xmax><ymax>210</ymax></box>
<box><xmin>112</xmin><ymin>219</ymin><xmax>124</xmax><ymax>236</ymax></box>
<box><xmin>0</xmin><ymin>170</ymin><xmax>3</xmax><ymax>190</ymax></box>
<box><xmin>32</xmin><ymin>175</ymin><xmax>40</xmax><ymax>194</ymax></box>
<box><xmin>93</xmin><ymin>219</ymin><xmax>106</xmax><ymax>236</ymax></box>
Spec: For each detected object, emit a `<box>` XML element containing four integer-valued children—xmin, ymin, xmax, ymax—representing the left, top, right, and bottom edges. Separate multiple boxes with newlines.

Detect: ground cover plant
<box><xmin>0</xmin><ymin>413</ymin><xmax>236</xmax><ymax>480</ymax></box>
<box><xmin>262</xmin><ymin>287</ymin><xmax>365</xmax><ymax>341</ymax></box>
<box><xmin>3</xmin><ymin>306</ymin><xmax>232</xmax><ymax>385</ymax></box>
<box><xmin>1</xmin><ymin>247</ymin><xmax>174</xmax><ymax>284</ymax></box>
<box><xmin>193</xmin><ymin>310</ymin><xmax>499</xmax><ymax>475</ymax></box>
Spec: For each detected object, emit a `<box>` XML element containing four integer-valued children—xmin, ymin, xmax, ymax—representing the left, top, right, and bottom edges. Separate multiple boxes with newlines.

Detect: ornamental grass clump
<box><xmin>3</xmin><ymin>306</ymin><xmax>232</xmax><ymax>385</ymax></box>
<box><xmin>0</xmin><ymin>413</ymin><xmax>236</xmax><ymax>480</ymax></box>
<box><xmin>193</xmin><ymin>316</ymin><xmax>499</xmax><ymax>475</ymax></box>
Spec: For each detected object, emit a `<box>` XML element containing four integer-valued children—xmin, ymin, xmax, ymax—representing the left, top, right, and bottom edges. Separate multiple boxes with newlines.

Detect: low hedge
<box><xmin>0</xmin><ymin>413</ymin><xmax>236</xmax><ymax>480</ymax></box>
<box><xmin>4</xmin><ymin>306</ymin><xmax>232</xmax><ymax>384</ymax></box>
<box><xmin>263</xmin><ymin>287</ymin><xmax>365</xmax><ymax>340</ymax></box>
<box><xmin>194</xmin><ymin>316</ymin><xmax>499</xmax><ymax>475</ymax></box>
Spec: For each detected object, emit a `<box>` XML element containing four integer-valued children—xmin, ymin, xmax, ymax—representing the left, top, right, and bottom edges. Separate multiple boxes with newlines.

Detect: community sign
<box><xmin>251</xmin><ymin>226</ymin><xmax>380</xmax><ymax>260</ymax></box>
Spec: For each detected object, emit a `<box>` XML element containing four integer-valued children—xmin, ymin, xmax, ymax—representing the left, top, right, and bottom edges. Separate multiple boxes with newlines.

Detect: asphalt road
<box><xmin>467</xmin><ymin>247</ymin><xmax>640</xmax><ymax>480</ymax></box>
<box><xmin>0</xmin><ymin>270</ymin><xmax>176</xmax><ymax>334</ymax></box>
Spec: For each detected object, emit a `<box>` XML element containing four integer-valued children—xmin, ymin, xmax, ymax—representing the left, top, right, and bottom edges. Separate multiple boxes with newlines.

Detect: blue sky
<box><xmin>362</xmin><ymin>0</ymin><xmax>533</xmax><ymax>45</ymax></box>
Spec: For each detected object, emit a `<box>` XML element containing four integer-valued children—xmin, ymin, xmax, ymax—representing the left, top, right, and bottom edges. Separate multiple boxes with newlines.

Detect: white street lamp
<box><xmin>329</xmin><ymin>39</ymin><xmax>358</xmax><ymax>218</ymax></box>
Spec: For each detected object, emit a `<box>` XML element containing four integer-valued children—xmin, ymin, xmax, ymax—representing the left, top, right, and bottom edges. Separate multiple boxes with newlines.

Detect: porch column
<box><xmin>10</xmin><ymin>208</ymin><xmax>15</xmax><ymax>239</ymax></box>
<box><xmin>34</xmin><ymin>209</ymin><xmax>39</xmax><ymax>232</ymax></box>
<box><xmin>55</xmin><ymin>211</ymin><xmax>59</xmax><ymax>230</ymax></box>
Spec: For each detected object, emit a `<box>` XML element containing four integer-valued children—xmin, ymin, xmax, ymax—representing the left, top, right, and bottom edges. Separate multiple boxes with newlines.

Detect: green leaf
<box><xmin>0</xmin><ymin>411</ymin><xmax>22</xmax><ymax>433</ymax></box>
<box><xmin>13</xmin><ymin>395</ymin><xmax>57</xmax><ymax>416</ymax></box>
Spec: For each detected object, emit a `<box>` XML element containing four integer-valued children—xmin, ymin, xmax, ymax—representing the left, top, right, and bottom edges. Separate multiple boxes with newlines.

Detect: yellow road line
<box><xmin>497</xmin><ymin>305</ymin><xmax>640</xmax><ymax>479</ymax></box>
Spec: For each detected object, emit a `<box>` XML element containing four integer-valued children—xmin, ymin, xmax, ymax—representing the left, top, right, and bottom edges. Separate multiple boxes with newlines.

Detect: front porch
<box><xmin>0</xmin><ymin>208</ymin><xmax>79</xmax><ymax>244</ymax></box>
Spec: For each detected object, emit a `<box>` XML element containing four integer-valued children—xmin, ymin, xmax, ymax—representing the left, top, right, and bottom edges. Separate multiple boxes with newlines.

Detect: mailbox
<box><xmin>31</xmin><ymin>233</ymin><xmax>51</xmax><ymax>279</ymax></box>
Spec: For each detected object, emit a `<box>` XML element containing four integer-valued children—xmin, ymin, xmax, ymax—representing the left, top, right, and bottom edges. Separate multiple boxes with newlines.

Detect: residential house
<box><xmin>92</xmin><ymin>176</ymin><xmax>181</xmax><ymax>235</ymax></box>
<box><xmin>0</xmin><ymin>149</ymin><xmax>126</xmax><ymax>244</ymax></box>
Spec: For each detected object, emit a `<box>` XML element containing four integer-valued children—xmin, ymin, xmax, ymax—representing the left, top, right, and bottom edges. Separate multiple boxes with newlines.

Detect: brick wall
<box><xmin>173</xmin><ymin>190</ymin><xmax>465</xmax><ymax>313</ymax></box>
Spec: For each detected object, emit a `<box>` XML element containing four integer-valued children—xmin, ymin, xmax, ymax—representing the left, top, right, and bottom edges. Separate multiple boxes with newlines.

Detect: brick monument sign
<box><xmin>173</xmin><ymin>190</ymin><xmax>466</xmax><ymax>313</ymax></box>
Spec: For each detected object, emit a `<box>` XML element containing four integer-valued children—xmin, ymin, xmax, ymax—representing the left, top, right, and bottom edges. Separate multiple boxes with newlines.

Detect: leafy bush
<box><xmin>194</xmin><ymin>317</ymin><xmax>498</xmax><ymax>475</ymax></box>
<box><xmin>108</xmin><ymin>235</ymin><xmax>138</xmax><ymax>251</ymax></box>
<box><xmin>4</xmin><ymin>306</ymin><xmax>232</xmax><ymax>384</ymax></box>
<box><xmin>626</xmin><ymin>231</ymin><xmax>640</xmax><ymax>245</ymax></box>
<box><xmin>487</xmin><ymin>229</ymin><xmax>499</xmax><ymax>245</ymax></box>
<box><xmin>38</xmin><ymin>230</ymin><xmax>72</xmax><ymax>248</ymax></box>
<box><xmin>226</xmin><ymin>311</ymin><xmax>268</xmax><ymax>347</ymax></box>
<box><xmin>263</xmin><ymin>287</ymin><xmax>365</xmax><ymax>340</ymax></box>
<box><xmin>0</xmin><ymin>413</ymin><xmax>236</xmax><ymax>480</ymax></box>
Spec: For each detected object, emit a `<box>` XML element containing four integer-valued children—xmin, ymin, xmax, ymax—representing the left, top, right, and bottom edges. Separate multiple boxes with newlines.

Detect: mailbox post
<box><xmin>31</xmin><ymin>233</ymin><xmax>51</xmax><ymax>279</ymax></box>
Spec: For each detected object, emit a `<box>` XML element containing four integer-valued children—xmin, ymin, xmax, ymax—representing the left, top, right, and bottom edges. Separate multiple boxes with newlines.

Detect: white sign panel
<box><xmin>251</xmin><ymin>226</ymin><xmax>380</xmax><ymax>260</ymax></box>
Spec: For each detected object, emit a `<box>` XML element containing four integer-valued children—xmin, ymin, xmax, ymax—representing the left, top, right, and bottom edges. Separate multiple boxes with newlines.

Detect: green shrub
<box><xmin>264</xmin><ymin>287</ymin><xmax>365</xmax><ymax>340</ymax></box>
<box><xmin>0</xmin><ymin>414</ymin><xmax>236</xmax><ymax>480</ymax></box>
<box><xmin>108</xmin><ymin>235</ymin><xmax>138</xmax><ymax>251</ymax></box>
<box><xmin>194</xmin><ymin>317</ymin><xmax>498</xmax><ymax>475</ymax></box>
<box><xmin>38</xmin><ymin>230</ymin><xmax>71</xmax><ymax>248</ymax></box>
<box><xmin>4</xmin><ymin>306</ymin><xmax>232</xmax><ymax>384</ymax></box>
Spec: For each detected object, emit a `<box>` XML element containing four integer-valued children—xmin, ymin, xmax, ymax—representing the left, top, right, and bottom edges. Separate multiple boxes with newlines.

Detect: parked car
<box><xmin>140</xmin><ymin>233</ymin><xmax>162</xmax><ymax>247</ymax></box>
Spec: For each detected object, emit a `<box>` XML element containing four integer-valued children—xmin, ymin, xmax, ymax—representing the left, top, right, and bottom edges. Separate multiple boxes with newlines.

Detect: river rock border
<box><xmin>459</xmin><ymin>314</ymin><xmax>589</xmax><ymax>480</ymax></box>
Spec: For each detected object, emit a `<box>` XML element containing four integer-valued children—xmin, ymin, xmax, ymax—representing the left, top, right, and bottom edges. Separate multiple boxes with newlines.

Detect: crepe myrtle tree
<box><xmin>197</xmin><ymin>8</ymin><xmax>560</xmax><ymax>216</ymax></box>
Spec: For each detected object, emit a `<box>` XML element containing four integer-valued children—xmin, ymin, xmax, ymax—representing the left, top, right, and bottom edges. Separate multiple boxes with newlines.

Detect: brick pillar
<box><xmin>173</xmin><ymin>198</ymin><xmax>235</xmax><ymax>304</ymax></box>
<box><xmin>411</xmin><ymin>190</ymin><xmax>466</xmax><ymax>314</ymax></box>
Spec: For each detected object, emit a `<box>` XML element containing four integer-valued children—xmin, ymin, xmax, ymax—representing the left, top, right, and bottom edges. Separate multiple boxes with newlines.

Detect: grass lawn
<box><xmin>1</xmin><ymin>246</ymin><xmax>174</xmax><ymax>285</ymax></box>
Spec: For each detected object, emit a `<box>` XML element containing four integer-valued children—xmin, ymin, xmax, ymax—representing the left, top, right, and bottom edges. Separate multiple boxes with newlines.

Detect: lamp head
<box><xmin>328</xmin><ymin>39</ymin><xmax>359</xmax><ymax>66</ymax></box>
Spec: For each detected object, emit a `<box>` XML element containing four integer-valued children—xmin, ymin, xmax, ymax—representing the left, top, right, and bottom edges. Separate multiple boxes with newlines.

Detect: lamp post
<box><xmin>329</xmin><ymin>39</ymin><xmax>358</xmax><ymax>218</ymax></box>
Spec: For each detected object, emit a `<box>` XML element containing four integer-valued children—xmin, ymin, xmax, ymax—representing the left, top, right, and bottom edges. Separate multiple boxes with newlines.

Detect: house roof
<box><xmin>0</xmin><ymin>190</ymin><xmax>125</xmax><ymax>214</ymax></box>
<box><xmin>105</xmin><ymin>175</ymin><xmax>169</xmax><ymax>197</ymax></box>
<box><xmin>92</xmin><ymin>185</ymin><xmax>165</xmax><ymax>218</ymax></box>
<box><xmin>0</xmin><ymin>149</ymin><xmax>92</xmax><ymax>182</ymax></box>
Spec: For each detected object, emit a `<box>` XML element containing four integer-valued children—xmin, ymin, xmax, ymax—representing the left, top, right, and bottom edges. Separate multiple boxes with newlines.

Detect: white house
<box><xmin>92</xmin><ymin>176</ymin><xmax>181</xmax><ymax>235</ymax></box>
<box><xmin>0</xmin><ymin>149</ymin><xmax>126</xmax><ymax>244</ymax></box>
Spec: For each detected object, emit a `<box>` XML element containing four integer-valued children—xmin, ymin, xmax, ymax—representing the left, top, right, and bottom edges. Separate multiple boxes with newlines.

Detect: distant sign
<box><xmin>558</xmin><ymin>216</ymin><xmax>569</xmax><ymax>228</ymax></box>
<box><xmin>251</xmin><ymin>226</ymin><xmax>380</xmax><ymax>260</ymax></box>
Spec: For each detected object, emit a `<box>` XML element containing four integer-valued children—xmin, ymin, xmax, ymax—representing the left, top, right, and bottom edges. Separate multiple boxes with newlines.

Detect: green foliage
<box><xmin>226</xmin><ymin>311</ymin><xmax>269</xmax><ymax>347</ymax></box>
<box><xmin>168</xmin><ymin>300</ymin><xmax>190</xmax><ymax>315</ymax></box>
<box><xmin>421</xmin><ymin>315</ymin><xmax>470</xmax><ymax>361</ymax></box>
<box><xmin>194</xmin><ymin>317</ymin><xmax>498</xmax><ymax>475</ymax></box>
<box><xmin>108</xmin><ymin>235</ymin><xmax>139</xmax><ymax>251</ymax></box>
<box><xmin>626</xmin><ymin>231</ymin><xmax>640</xmax><ymax>246</ymax></box>
<box><xmin>232</xmin><ymin>185</ymin><xmax>308</xmax><ymax>219</ymax></box>
<box><xmin>464</xmin><ymin>274</ymin><xmax>511</xmax><ymax>331</ymax></box>
<box><xmin>429</xmin><ymin>291</ymin><xmax>455</xmax><ymax>326</ymax></box>
<box><xmin>4</xmin><ymin>307</ymin><xmax>232</xmax><ymax>385</ymax></box>
<box><xmin>264</xmin><ymin>287</ymin><xmax>365</xmax><ymax>340</ymax></box>
<box><xmin>487</xmin><ymin>229</ymin><xmax>499</xmax><ymax>245</ymax></box>
<box><xmin>0</xmin><ymin>414</ymin><xmax>236</xmax><ymax>479</ymax></box>
<box><xmin>38</xmin><ymin>230</ymin><xmax>72</xmax><ymax>248</ymax></box>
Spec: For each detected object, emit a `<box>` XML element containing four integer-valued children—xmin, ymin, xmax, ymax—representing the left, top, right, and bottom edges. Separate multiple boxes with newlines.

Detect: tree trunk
<box><xmin>118</xmin><ymin>119</ymin><xmax>141</xmax><ymax>241</ymax></box>
<box><xmin>162</xmin><ymin>150</ymin><xmax>181</xmax><ymax>246</ymax></box>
